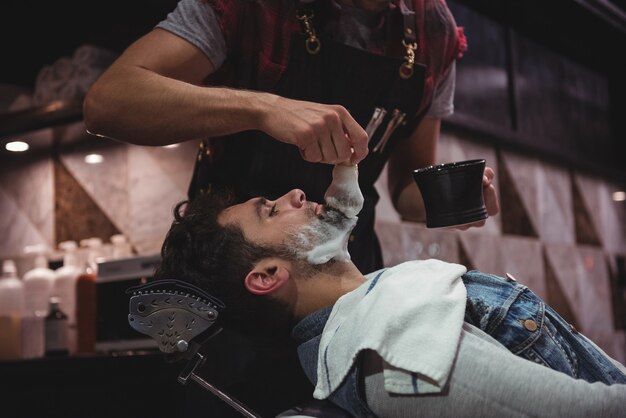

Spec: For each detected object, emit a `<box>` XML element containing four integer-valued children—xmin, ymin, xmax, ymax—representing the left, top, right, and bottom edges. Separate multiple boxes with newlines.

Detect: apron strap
<box><xmin>398</xmin><ymin>0</ymin><xmax>419</xmax><ymax>79</ymax></box>
<box><xmin>399</xmin><ymin>0</ymin><xmax>417</xmax><ymax>44</ymax></box>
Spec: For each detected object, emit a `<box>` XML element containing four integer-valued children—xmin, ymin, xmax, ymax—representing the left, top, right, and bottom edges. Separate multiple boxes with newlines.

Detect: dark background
<box><xmin>0</xmin><ymin>0</ymin><xmax>179</xmax><ymax>89</ymax></box>
<box><xmin>0</xmin><ymin>0</ymin><xmax>625</xmax><ymax>182</ymax></box>
<box><xmin>1</xmin><ymin>1</ymin><xmax>624</xmax><ymax>89</ymax></box>
<box><xmin>448</xmin><ymin>0</ymin><xmax>626</xmax><ymax>184</ymax></box>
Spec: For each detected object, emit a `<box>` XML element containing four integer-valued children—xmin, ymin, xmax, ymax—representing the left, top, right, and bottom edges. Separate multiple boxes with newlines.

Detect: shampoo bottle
<box><xmin>76</xmin><ymin>238</ymin><xmax>102</xmax><ymax>354</ymax></box>
<box><xmin>45</xmin><ymin>296</ymin><xmax>69</xmax><ymax>357</ymax></box>
<box><xmin>22</xmin><ymin>244</ymin><xmax>55</xmax><ymax>358</ymax></box>
<box><xmin>110</xmin><ymin>234</ymin><xmax>132</xmax><ymax>259</ymax></box>
<box><xmin>52</xmin><ymin>240</ymin><xmax>81</xmax><ymax>354</ymax></box>
<box><xmin>0</xmin><ymin>260</ymin><xmax>24</xmax><ymax>360</ymax></box>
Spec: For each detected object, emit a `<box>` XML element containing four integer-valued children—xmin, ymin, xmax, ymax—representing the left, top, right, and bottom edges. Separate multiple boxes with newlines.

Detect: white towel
<box><xmin>313</xmin><ymin>259</ymin><xmax>467</xmax><ymax>399</ymax></box>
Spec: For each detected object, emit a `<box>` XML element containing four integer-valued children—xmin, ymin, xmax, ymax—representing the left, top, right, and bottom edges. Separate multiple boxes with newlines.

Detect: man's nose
<box><xmin>282</xmin><ymin>189</ymin><xmax>306</xmax><ymax>208</ymax></box>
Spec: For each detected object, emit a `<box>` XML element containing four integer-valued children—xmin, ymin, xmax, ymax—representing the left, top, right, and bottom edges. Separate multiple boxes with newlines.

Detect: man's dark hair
<box><xmin>155</xmin><ymin>190</ymin><xmax>296</xmax><ymax>337</ymax></box>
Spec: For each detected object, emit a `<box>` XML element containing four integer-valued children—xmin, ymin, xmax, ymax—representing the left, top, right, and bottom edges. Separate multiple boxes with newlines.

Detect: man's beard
<box><xmin>284</xmin><ymin>205</ymin><xmax>357</xmax><ymax>265</ymax></box>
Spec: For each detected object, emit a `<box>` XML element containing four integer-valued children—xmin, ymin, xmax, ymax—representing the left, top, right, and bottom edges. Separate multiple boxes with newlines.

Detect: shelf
<box><xmin>0</xmin><ymin>98</ymin><xmax>84</xmax><ymax>138</ymax></box>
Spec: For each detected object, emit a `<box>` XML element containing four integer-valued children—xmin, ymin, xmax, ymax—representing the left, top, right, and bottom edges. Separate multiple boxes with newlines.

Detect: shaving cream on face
<box><xmin>287</xmin><ymin>164</ymin><xmax>364</xmax><ymax>264</ymax></box>
<box><xmin>288</xmin><ymin>209</ymin><xmax>357</xmax><ymax>264</ymax></box>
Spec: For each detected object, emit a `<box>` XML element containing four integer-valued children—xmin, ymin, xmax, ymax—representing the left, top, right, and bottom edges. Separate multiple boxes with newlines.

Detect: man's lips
<box><xmin>314</xmin><ymin>203</ymin><xmax>324</xmax><ymax>216</ymax></box>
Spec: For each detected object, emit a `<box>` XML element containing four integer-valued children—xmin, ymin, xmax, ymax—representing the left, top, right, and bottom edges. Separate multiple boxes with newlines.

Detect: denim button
<box><xmin>505</xmin><ymin>273</ymin><xmax>517</xmax><ymax>282</ymax></box>
<box><xmin>524</xmin><ymin>319</ymin><xmax>538</xmax><ymax>332</ymax></box>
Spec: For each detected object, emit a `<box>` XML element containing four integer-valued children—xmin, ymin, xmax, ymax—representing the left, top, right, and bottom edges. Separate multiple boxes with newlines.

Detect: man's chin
<box><xmin>287</xmin><ymin>214</ymin><xmax>357</xmax><ymax>264</ymax></box>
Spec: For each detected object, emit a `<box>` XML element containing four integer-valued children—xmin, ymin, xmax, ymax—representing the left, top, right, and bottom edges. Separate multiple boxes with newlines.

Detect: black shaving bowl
<box><xmin>412</xmin><ymin>159</ymin><xmax>487</xmax><ymax>228</ymax></box>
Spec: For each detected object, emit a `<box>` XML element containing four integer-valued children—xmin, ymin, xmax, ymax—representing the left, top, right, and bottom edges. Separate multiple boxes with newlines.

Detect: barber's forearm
<box><xmin>393</xmin><ymin>181</ymin><xmax>427</xmax><ymax>223</ymax></box>
<box><xmin>387</xmin><ymin>117</ymin><xmax>440</xmax><ymax>223</ymax></box>
<box><xmin>83</xmin><ymin>65</ymin><xmax>268</xmax><ymax>146</ymax></box>
<box><xmin>83</xmin><ymin>66</ymin><xmax>369</xmax><ymax>165</ymax></box>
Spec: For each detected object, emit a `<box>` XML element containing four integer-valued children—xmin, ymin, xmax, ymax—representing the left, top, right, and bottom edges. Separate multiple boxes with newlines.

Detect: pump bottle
<box><xmin>0</xmin><ymin>260</ymin><xmax>24</xmax><ymax>360</ymax></box>
<box><xmin>45</xmin><ymin>296</ymin><xmax>69</xmax><ymax>357</ymax></box>
<box><xmin>22</xmin><ymin>244</ymin><xmax>55</xmax><ymax>358</ymax></box>
<box><xmin>76</xmin><ymin>237</ymin><xmax>102</xmax><ymax>354</ymax></box>
<box><xmin>110</xmin><ymin>234</ymin><xmax>132</xmax><ymax>259</ymax></box>
<box><xmin>52</xmin><ymin>241</ymin><xmax>81</xmax><ymax>354</ymax></box>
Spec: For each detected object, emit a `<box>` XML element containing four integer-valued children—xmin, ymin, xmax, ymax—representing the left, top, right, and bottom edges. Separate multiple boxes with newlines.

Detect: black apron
<box><xmin>188</xmin><ymin>0</ymin><xmax>425</xmax><ymax>274</ymax></box>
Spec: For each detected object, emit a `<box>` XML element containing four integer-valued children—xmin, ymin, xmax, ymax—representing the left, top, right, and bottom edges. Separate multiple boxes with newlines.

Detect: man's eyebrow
<box><xmin>254</xmin><ymin>197</ymin><xmax>267</xmax><ymax>221</ymax></box>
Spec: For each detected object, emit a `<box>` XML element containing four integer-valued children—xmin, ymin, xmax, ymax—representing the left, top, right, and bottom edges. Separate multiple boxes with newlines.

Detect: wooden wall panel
<box><xmin>448</xmin><ymin>1</ymin><xmax>513</xmax><ymax>130</ymax></box>
<box><xmin>513</xmin><ymin>34</ymin><xmax>612</xmax><ymax>163</ymax></box>
<box><xmin>54</xmin><ymin>158</ymin><xmax>121</xmax><ymax>245</ymax></box>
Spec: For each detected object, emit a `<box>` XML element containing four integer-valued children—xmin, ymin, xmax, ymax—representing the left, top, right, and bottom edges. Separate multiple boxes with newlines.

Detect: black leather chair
<box><xmin>127</xmin><ymin>280</ymin><xmax>353</xmax><ymax>418</ymax></box>
<box><xmin>277</xmin><ymin>399</ymin><xmax>353</xmax><ymax>417</ymax></box>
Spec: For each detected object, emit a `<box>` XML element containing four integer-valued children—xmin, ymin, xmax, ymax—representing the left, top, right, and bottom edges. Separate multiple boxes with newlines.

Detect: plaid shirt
<box><xmin>207</xmin><ymin>0</ymin><xmax>467</xmax><ymax>117</ymax></box>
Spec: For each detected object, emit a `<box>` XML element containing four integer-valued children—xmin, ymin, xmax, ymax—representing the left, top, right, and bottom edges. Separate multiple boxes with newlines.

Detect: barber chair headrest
<box><xmin>128</xmin><ymin>280</ymin><xmax>354</xmax><ymax>418</ymax></box>
<box><xmin>127</xmin><ymin>279</ymin><xmax>225</xmax><ymax>360</ymax></box>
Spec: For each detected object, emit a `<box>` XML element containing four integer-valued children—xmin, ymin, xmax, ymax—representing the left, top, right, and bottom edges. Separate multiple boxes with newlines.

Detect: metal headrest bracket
<box><xmin>127</xmin><ymin>279</ymin><xmax>261</xmax><ymax>418</ymax></box>
<box><xmin>127</xmin><ymin>279</ymin><xmax>225</xmax><ymax>355</ymax></box>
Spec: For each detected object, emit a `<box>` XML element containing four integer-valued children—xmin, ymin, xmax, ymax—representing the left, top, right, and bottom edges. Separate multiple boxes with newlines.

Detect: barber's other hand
<box><xmin>457</xmin><ymin>166</ymin><xmax>500</xmax><ymax>230</ymax></box>
<box><xmin>259</xmin><ymin>95</ymin><xmax>369</xmax><ymax>164</ymax></box>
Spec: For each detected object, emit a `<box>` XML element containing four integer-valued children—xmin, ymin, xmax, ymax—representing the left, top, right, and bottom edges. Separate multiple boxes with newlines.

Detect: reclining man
<box><xmin>156</xmin><ymin>164</ymin><xmax>626</xmax><ymax>417</ymax></box>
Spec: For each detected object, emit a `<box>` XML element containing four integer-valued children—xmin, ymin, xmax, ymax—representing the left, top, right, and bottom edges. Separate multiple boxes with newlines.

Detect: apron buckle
<box><xmin>296</xmin><ymin>10</ymin><xmax>321</xmax><ymax>55</ymax></box>
<box><xmin>399</xmin><ymin>40</ymin><xmax>417</xmax><ymax>79</ymax></box>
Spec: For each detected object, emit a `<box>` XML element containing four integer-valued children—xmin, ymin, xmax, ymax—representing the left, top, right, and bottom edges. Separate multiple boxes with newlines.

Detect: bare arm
<box><xmin>387</xmin><ymin>117</ymin><xmax>440</xmax><ymax>222</ymax></box>
<box><xmin>83</xmin><ymin>29</ymin><xmax>368</xmax><ymax>164</ymax></box>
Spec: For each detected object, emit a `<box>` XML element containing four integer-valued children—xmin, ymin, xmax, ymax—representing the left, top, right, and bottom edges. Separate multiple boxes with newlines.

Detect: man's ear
<box><xmin>244</xmin><ymin>259</ymin><xmax>291</xmax><ymax>295</ymax></box>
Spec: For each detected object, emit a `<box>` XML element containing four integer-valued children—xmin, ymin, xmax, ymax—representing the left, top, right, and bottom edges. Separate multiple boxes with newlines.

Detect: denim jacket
<box><xmin>292</xmin><ymin>269</ymin><xmax>626</xmax><ymax>418</ymax></box>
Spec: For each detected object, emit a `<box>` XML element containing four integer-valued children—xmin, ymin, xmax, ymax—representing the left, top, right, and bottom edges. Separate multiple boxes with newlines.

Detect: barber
<box><xmin>84</xmin><ymin>0</ymin><xmax>499</xmax><ymax>276</ymax></box>
<box><xmin>84</xmin><ymin>1</ymin><xmax>499</xmax><ymax>415</ymax></box>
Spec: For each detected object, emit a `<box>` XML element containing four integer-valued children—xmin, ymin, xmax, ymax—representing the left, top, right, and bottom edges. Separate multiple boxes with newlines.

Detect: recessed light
<box><xmin>612</xmin><ymin>191</ymin><xmax>626</xmax><ymax>202</ymax></box>
<box><xmin>162</xmin><ymin>143</ymin><xmax>180</xmax><ymax>149</ymax></box>
<box><xmin>84</xmin><ymin>153</ymin><xmax>104</xmax><ymax>164</ymax></box>
<box><xmin>5</xmin><ymin>141</ymin><xmax>29</xmax><ymax>152</ymax></box>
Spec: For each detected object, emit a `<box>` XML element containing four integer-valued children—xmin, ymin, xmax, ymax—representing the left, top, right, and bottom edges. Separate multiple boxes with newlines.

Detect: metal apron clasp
<box><xmin>296</xmin><ymin>10</ymin><xmax>321</xmax><ymax>55</ymax></box>
<box><xmin>399</xmin><ymin>39</ymin><xmax>418</xmax><ymax>79</ymax></box>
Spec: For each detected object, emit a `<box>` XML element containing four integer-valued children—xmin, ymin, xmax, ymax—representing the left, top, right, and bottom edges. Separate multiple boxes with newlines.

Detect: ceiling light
<box><xmin>162</xmin><ymin>143</ymin><xmax>180</xmax><ymax>149</ymax></box>
<box><xmin>612</xmin><ymin>191</ymin><xmax>626</xmax><ymax>202</ymax></box>
<box><xmin>84</xmin><ymin>153</ymin><xmax>104</xmax><ymax>164</ymax></box>
<box><xmin>5</xmin><ymin>141</ymin><xmax>29</xmax><ymax>152</ymax></box>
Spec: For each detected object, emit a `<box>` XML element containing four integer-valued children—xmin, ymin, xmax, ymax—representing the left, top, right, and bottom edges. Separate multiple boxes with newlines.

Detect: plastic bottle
<box><xmin>110</xmin><ymin>234</ymin><xmax>132</xmax><ymax>259</ymax></box>
<box><xmin>45</xmin><ymin>296</ymin><xmax>69</xmax><ymax>357</ymax></box>
<box><xmin>23</xmin><ymin>244</ymin><xmax>55</xmax><ymax>315</ymax></box>
<box><xmin>0</xmin><ymin>260</ymin><xmax>24</xmax><ymax>360</ymax></box>
<box><xmin>22</xmin><ymin>244</ymin><xmax>55</xmax><ymax>358</ymax></box>
<box><xmin>78</xmin><ymin>238</ymin><xmax>91</xmax><ymax>264</ymax></box>
<box><xmin>76</xmin><ymin>238</ymin><xmax>102</xmax><ymax>354</ymax></box>
<box><xmin>52</xmin><ymin>241</ymin><xmax>81</xmax><ymax>354</ymax></box>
